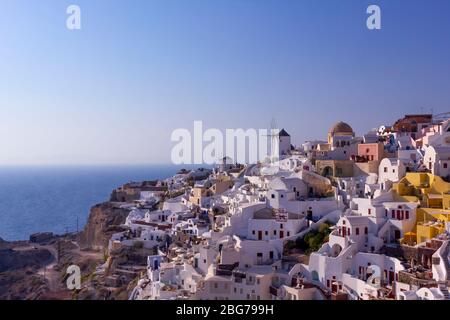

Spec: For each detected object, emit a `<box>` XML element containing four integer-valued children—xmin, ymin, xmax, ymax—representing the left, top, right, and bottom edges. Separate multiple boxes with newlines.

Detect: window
<box><xmin>280</xmin><ymin>224</ymin><xmax>284</xmax><ymax>229</ymax></box>
<box><xmin>287</xmin><ymin>231</ymin><xmax>290</xmax><ymax>236</ymax></box>
<box><xmin>368</xmin><ymin>208</ymin><xmax>371</xmax><ymax>215</ymax></box>
<box><xmin>234</xmin><ymin>288</ymin><xmax>237</xmax><ymax>293</ymax></box>
<box><xmin>365</xmin><ymin>227</ymin><xmax>368</xmax><ymax>235</ymax></box>
<box><xmin>445</xmin><ymin>163</ymin><xmax>448</xmax><ymax>169</ymax></box>
<box><xmin>356</xmin><ymin>228</ymin><xmax>360</xmax><ymax>235</ymax></box>
<box><xmin>280</xmin><ymin>194</ymin><xmax>284</xmax><ymax>198</ymax></box>
<box><xmin>274</xmin><ymin>230</ymin><xmax>277</xmax><ymax>235</ymax></box>
<box><xmin>384</xmin><ymin>167</ymin><xmax>388</xmax><ymax>173</ymax></box>
<box><xmin>405</xmin><ymin>211</ymin><xmax>409</xmax><ymax>219</ymax></box>
<box><xmin>214</xmin><ymin>283</ymin><xmax>218</xmax><ymax>289</ymax></box>
<box><xmin>271</xmin><ymin>194</ymin><xmax>275</xmax><ymax>199</ymax></box>
<box><xmin>269</xmin><ymin>251</ymin><xmax>274</xmax><ymax>259</ymax></box>
<box><xmin>265</xmin><ymin>231</ymin><xmax>268</xmax><ymax>235</ymax></box>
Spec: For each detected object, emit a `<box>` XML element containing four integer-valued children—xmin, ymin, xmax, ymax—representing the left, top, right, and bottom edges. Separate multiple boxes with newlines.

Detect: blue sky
<box><xmin>1</xmin><ymin>0</ymin><xmax>450</xmax><ymax>164</ymax></box>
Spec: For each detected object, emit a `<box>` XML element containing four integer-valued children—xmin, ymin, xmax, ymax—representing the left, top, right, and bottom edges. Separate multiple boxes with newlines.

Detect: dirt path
<box><xmin>35</xmin><ymin>245</ymin><xmax>60</xmax><ymax>291</ymax></box>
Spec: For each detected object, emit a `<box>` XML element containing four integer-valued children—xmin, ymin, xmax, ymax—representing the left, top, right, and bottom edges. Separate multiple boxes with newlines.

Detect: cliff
<box><xmin>79</xmin><ymin>202</ymin><xmax>130</xmax><ymax>251</ymax></box>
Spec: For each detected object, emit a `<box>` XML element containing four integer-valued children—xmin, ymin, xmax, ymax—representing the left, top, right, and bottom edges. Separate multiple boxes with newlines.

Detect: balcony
<box><xmin>232</xmin><ymin>270</ymin><xmax>247</xmax><ymax>283</ymax></box>
<box><xmin>216</xmin><ymin>263</ymin><xmax>238</xmax><ymax>277</ymax></box>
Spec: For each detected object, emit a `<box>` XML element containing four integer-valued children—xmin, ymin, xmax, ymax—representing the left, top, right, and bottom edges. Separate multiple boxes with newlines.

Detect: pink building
<box><xmin>355</xmin><ymin>143</ymin><xmax>384</xmax><ymax>162</ymax></box>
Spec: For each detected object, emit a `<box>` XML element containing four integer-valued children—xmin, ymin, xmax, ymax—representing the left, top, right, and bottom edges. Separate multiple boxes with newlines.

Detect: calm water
<box><xmin>0</xmin><ymin>165</ymin><xmax>194</xmax><ymax>241</ymax></box>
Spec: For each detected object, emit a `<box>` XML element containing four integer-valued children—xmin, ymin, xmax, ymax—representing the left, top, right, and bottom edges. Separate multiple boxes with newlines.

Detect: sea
<box><xmin>0</xmin><ymin>165</ymin><xmax>204</xmax><ymax>241</ymax></box>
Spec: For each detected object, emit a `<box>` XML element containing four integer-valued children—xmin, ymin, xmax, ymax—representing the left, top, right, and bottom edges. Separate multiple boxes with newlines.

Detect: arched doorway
<box><xmin>322</xmin><ymin>166</ymin><xmax>333</xmax><ymax>177</ymax></box>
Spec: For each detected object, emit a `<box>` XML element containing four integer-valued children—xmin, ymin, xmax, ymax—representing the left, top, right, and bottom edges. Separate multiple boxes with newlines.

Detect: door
<box><xmin>389</xmin><ymin>271</ymin><xmax>395</xmax><ymax>284</ymax></box>
<box><xmin>394</xmin><ymin>229</ymin><xmax>401</xmax><ymax>241</ymax></box>
<box><xmin>257</xmin><ymin>253</ymin><xmax>263</xmax><ymax>265</ymax></box>
<box><xmin>279</xmin><ymin>230</ymin><xmax>284</xmax><ymax>239</ymax></box>
<box><xmin>258</xmin><ymin>231</ymin><xmax>262</xmax><ymax>240</ymax></box>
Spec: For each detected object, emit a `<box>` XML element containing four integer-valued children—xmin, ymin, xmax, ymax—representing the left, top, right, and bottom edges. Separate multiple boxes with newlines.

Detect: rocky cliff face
<box><xmin>79</xmin><ymin>202</ymin><xmax>130</xmax><ymax>251</ymax></box>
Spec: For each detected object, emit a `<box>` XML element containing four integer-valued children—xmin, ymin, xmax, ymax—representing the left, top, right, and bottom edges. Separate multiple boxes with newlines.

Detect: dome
<box><xmin>329</xmin><ymin>121</ymin><xmax>354</xmax><ymax>135</ymax></box>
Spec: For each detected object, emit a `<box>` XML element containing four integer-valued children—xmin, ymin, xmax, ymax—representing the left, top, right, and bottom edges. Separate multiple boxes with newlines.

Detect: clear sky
<box><xmin>1</xmin><ymin>0</ymin><xmax>450</xmax><ymax>165</ymax></box>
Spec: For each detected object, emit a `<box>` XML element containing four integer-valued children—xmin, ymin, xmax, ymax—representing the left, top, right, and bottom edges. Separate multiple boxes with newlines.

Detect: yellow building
<box><xmin>393</xmin><ymin>173</ymin><xmax>450</xmax><ymax>244</ymax></box>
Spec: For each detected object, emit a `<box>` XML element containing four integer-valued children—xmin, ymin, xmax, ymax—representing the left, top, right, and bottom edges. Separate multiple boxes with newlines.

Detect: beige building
<box><xmin>209</xmin><ymin>174</ymin><xmax>234</xmax><ymax>195</ymax></box>
<box><xmin>327</xmin><ymin>121</ymin><xmax>355</xmax><ymax>147</ymax></box>
<box><xmin>316</xmin><ymin>159</ymin><xmax>354</xmax><ymax>178</ymax></box>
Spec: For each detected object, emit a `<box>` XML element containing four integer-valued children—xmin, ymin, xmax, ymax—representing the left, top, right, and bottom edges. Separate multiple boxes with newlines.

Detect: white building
<box><xmin>378</xmin><ymin>158</ymin><xmax>407</xmax><ymax>186</ymax></box>
<box><xmin>423</xmin><ymin>145</ymin><xmax>450</xmax><ymax>177</ymax></box>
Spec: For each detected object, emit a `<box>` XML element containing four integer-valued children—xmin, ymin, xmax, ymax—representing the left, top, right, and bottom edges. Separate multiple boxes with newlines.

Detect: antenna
<box><xmin>270</xmin><ymin>117</ymin><xmax>278</xmax><ymax>133</ymax></box>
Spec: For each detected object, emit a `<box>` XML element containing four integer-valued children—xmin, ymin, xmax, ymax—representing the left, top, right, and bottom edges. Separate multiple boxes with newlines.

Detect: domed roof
<box><xmin>329</xmin><ymin>121</ymin><xmax>354</xmax><ymax>135</ymax></box>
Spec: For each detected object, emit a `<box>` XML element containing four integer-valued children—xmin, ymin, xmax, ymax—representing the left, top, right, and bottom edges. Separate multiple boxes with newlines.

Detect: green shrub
<box><xmin>290</xmin><ymin>222</ymin><xmax>333</xmax><ymax>254</ymax></box>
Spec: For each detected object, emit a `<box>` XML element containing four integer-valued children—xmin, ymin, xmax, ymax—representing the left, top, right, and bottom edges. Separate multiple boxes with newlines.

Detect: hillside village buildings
<box><xmin>110</xmin><ymin>114</ymin><xmax>450</xmax><ymax>300</ymax></box>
